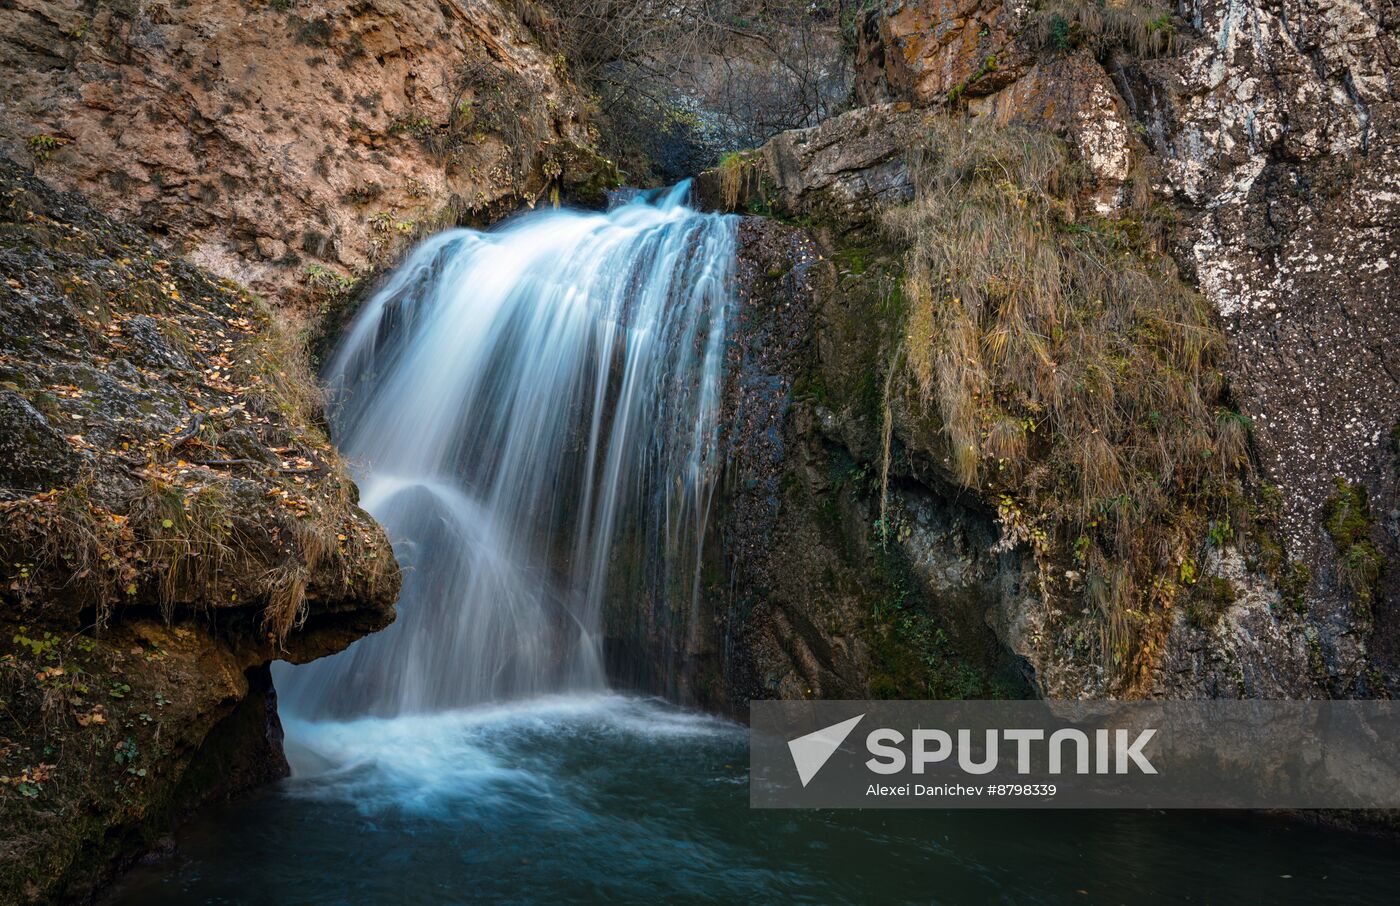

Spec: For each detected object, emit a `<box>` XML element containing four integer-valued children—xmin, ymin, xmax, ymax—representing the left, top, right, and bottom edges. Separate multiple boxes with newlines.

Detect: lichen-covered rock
<box><xmin>0</xmin><ymin>157</ymin><xmax>399</xmax><ymax>902</ymax></box>
<box><xmin>1124</xmin><ymin>0</ymin><xmax>1400</xmax><ymax>685</ymax></box>
<box><xmin>1154</xmin><ymin>546</ymin><xmax>1320</xmax><ymax>698</ymax></box>
<box><xmin>0</xmin><ymin>0</ymin><xmax>611</xmax><ymax>307</ymax></box>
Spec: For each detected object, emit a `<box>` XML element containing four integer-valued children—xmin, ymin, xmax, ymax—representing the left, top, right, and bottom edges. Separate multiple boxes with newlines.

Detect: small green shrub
<box><xmin>305</xmin><ymin>263</ymin><xmax>355</xmax><ymax>298</ymax></box>
<box><xmin>388</xmin><ymin>113</ymin><xmax>434</xmax><ymax>138</ymax></box>
<box><xmin>26</xmin><ymin>134</ymin><xmax>67</xmax><ymax>165</ymax></box>
<box><xmin>1048</xmin><ymin>13</ymin><xmax>1071</xmax><ymax>51</ymax></box>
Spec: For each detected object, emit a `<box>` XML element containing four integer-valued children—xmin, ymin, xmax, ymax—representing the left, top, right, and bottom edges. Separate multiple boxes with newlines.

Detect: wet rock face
<box><xmin>0</xmin><ymin>158</ymin><xmax>398</xmax><ymax>901</ymax></box>
<box><xmin>716</xmin><ymin>218</ymin><xmax>860</xmax><ymax>705</ymax></box>
<box><xmin>690</xmin><ymin>217</ymin><xmax>1032</xmax><ymax>711</ymax></box>
<box><xmin>0</xmin><ymin>0</ymin><xmax>604</xmax><ymax>306</ymax></box>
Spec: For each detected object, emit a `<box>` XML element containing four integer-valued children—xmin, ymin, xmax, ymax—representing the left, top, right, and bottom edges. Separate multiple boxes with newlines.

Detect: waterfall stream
<box><xmin>277</xmin><ymin>183</ymin><xmax>735</xmax><ymax>718</ymax></box>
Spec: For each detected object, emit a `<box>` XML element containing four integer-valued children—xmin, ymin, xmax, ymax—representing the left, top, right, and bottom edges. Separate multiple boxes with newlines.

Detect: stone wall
<box><xmin>0</xmin><ymin>157</ymin><xmax>398</xmax><ymax>902</ymax></box>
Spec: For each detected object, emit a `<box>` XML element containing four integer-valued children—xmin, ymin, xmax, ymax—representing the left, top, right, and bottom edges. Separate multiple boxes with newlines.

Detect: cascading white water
<box><xmin>277</xmin><ymin>183</ymin><xmax>735</xmax><ymax>718</ymax></box>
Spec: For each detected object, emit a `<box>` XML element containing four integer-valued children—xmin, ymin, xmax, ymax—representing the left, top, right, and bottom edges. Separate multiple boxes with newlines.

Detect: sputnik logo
<box><xmin>787</xmin><ymin>713</ymin><xmax>865</xmax><ymax>787</ymax></box>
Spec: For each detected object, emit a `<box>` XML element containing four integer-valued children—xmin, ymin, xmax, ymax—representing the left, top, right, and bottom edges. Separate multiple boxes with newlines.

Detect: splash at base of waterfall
<box><xmin>278</xmin><ymin>694</ymin><xmax>740</xmax><ymax>818</ymax></box>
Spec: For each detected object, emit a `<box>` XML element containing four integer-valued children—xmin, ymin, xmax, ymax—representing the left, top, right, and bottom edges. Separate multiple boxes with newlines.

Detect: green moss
<box><xmin>1306</xmin><ymin>628</ymin><xmax>1328</xmax><ymax>682</ymax></box>
<box><xmin>833</xmin><ymin>246</ymin><xmax>871</xmax><ymax>276</ymax></box>
<box><xmin>946</xmin><ymin>55</ymin><xmax>997</xmax><ymax>106</ymax></box>
<box><xmin>1323</xmin><ymin>476</ymin><xmax>1385</xmax><ymax>606</ymax></box>
<box><xmin>865</xmin><ymin>579</ymin><xmax>1003</xmax><ymax>699</ymax></box>
<box><xmin>1249</xmin><ymin>482</ymin><xmax>1286</xmax><ymax>577</ymax></box>
<box><xmin>1186</xmin><ymin>576</ymin><xmax>1235</xmax><ymax>629</ymax></box>
<box><xmin>791</xmin><ymin>368</ymin><xmax>831</xmax><ymax>407</ymax></box>
<box><xmin>1280</xmin><ymin>562</ymin><xmax>1312</xmax><ymax>616</ymax></box>
<box><xmin>858</xmin><ymin>508</ymin><xmax>1022</xmax><ymax>699</ymax></box>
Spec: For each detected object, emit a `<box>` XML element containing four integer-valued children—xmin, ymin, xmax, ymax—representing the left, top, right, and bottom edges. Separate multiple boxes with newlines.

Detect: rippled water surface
<box><xmin>109</xmin><ymin>695</ymin><xmax>1398</xmax><ymax>904</ymax></box>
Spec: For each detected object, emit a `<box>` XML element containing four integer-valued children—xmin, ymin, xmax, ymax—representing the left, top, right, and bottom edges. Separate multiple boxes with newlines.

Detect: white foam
<box><xmin>280</xmin><ymin>694</ymin><xmax>743</xmax><ymax>817</ymax></box>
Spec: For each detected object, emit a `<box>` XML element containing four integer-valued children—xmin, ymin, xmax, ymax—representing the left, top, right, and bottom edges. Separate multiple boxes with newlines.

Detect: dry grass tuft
<box><xmin>239</xmin><ymin>301</ymin><xmax>326</xmax><ymax>437</ymax></box>
<box><xmin>885</xmin><ymin>117</ymin><xmax>1245</xmax><ymax>686</ymax></box>
<box><xmin>718</xmin><ymin>150</ymin><xmax>762</xmax><ymax>212</ymax></box>
<box><xmin>262</xmin><ymin>524</ymin><xmax>323</xmax><ymax>644</ymax></box>
<box><xmin>132</xmin><ymin>478</ymin><xmax>241</xmax><ymax>621</ymax></box>
<box><xmin>0</xmin><ymin>481</ymin><xmax>129</xmax><ymax>623</ymax></box>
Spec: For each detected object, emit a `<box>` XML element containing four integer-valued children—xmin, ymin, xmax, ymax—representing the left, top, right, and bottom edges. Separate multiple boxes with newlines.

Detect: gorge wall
<box><xmin>1</xmin><ymin>0</ymin><xmax>1397</xmax><ymax>897</ymax></box>
<box><xmin>0</xmin><ymin>156</ymin><xmax>398</xmax><ymax>900</ymax></box>
<box><xmin>677</xmin><ymin>0</ymin><xmax>1398</xmax><ymax>709</ymax></box>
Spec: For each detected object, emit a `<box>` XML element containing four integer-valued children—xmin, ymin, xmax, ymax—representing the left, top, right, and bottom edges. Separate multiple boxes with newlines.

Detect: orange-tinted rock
<box><xmin>855</xmin><ymin>0</ymin><xmax>1034</xmax><ymax>106</ymax></box>
<box><xmin>0</xmin><ymin>0</ymin><xmax>601</xmax><ymax>308</ymax></box>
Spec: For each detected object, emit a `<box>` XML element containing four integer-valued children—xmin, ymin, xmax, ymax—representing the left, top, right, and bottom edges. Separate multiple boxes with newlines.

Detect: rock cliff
<box><xmin>1</xmin><ymin>1</ymin><xmax>1396</xmax><ymax>891</ymax></box>
<box><xmin>692</xmin><ymin>0</ymin><xmax>1398</xmax><ymax>705</ymax></box>
<box><xmin>0</xmin><ymin>0</ymin><xmax>611</xmax><ymax>308</ymax></box>
<box><xmin>0</xmin><ymin>156</ymin><xmax>398</xmax><ymax>901</ymax></box>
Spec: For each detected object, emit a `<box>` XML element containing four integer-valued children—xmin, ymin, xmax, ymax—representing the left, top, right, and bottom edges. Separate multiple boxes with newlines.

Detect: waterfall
<box><xmin>277</xmin><ymin>183</ymin><xmax>735</xmax><ymax>718</ymax></box>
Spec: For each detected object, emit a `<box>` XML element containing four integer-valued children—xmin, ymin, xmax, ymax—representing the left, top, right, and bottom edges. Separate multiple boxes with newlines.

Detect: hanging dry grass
<box><xmin>132</xmin><ymin>478</ymin><xmax>241</xmax><ymax>621</ymax></box>
<box><xmin>717</xmin><ymin>150</ymin><xmax>763</xmax><ymax>212</ymax></box>
<box><xmin>1031</xmin><ymin>1</ymin><xmax>1181</xmax><ymax>59</ymax></box>
<box><xmin>885</xmin><ymin>118</ymin><xmax>1245</xmax><ymax>687</ymax></box>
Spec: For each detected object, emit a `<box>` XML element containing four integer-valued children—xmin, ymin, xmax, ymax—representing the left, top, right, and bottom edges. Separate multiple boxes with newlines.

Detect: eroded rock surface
<box><xmin>1129</xmin><ymin>0</ymin><xmax>1400</xmax><ymax>681</ymax></box>
<box><xmin>853</xmin><ymin>0</ymin><xmax>1035</xmax><ymax>106</ymax></box>
<box><xmin>695</xmin><ymin>103</ymin><xmax>924</xmax><ymax>235</ymax></box>
<box><xmin>0</xmin><ymin>0</ymin><xmax>609</xmax><ymax>306</ymax></box>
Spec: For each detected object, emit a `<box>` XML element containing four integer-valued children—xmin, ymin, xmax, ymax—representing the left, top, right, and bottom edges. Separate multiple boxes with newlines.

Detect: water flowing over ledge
<box><xmin>277</xmin><ymin>183</ymin><xmax>736</xmax><ymax>719</ymax></box>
